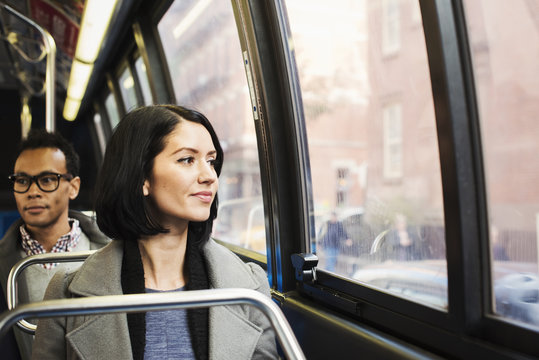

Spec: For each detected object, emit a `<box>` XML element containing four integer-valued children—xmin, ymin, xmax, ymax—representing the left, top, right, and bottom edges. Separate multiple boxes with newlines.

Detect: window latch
<box><xmin>291</xmin><ymin>253</ymin><xmax>318</xmax><ymax>283</ymax></box>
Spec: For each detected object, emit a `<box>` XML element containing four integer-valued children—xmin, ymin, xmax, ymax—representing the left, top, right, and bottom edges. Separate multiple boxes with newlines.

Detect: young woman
<box><xmin>32</xmin><ymin>105</ymin><xmax>278</xmax><ymax>360</ymax></box>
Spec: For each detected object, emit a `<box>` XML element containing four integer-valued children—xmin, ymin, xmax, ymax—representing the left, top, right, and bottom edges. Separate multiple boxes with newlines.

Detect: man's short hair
<box><xmin>17</xmin><ymin>129</ymin><xmax>80</xmax><ymax>177</ymax></box>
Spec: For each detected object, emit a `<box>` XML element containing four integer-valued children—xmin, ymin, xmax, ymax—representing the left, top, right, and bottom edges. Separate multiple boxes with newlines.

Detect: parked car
<box><xmin>353</xmin><ymin>259</ymin><xmax>539</xmax><ymax>327</ymax></box>
<box><xmin>212</xmin><ymin>197</ymin><xmax>266</xmax><ymax>253</ymax></box>
<box><xmin>494</xmin><ymin>272</ymin><xmax>539</xmax><ymax>325</ymax></box>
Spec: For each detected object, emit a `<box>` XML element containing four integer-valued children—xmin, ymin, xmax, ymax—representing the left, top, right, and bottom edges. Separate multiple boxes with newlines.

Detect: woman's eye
<box><xmin>178</xmin><ymin>157</ymin><xmax>194</xmax><ymax>164</ymax></box>
<box><xmin>208</xmin><ymin>158</ymin><xmax>216</xmax><ymax>167</ymax></box>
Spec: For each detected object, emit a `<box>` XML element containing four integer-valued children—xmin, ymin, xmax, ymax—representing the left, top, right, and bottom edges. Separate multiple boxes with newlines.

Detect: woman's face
<box><xmin>143</xmin><ymin>120</ymin><xmax>219</xmax><ymax>231</ymax></box>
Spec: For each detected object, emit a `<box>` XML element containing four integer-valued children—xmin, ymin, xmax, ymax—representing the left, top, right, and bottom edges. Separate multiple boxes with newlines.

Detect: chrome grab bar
<box><xmin>0</xmin><ymin>288</ymin><xmax>305</xmax><ymax>360</ymax></box>
<box><xmin>0</xmin><ymin>3</ymin><xmax>57</xmax><ymax>132</ymax></box>
<box><xmin>7</xmin><ymin>251</ymin><xmax>95</xmax><ymax>333</ymax></box>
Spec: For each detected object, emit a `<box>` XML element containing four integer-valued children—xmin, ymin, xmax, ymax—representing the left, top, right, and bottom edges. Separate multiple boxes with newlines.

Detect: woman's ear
<box><xmin>143</xmin><ymin>179</ymin><xmax>150</xmax><ymax>196</ymax></box>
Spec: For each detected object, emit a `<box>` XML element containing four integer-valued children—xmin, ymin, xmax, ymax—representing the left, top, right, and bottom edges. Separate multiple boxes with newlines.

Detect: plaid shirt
<box><xmin>20</xmin><ymin>218</ymin><xmax>82</xmax><ymax>269</ymax></box>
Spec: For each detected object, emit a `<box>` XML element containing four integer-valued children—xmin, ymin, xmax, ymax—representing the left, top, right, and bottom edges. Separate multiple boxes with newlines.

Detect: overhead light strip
<box><xmin>66</xmin><ymin>60</ymin><xmax>94</xmax><ymax>100</ymax></box>
<box><xmin>63</xmin><ymin>0</ymin><xmax>120</xmax><ymax>121</ymax></box>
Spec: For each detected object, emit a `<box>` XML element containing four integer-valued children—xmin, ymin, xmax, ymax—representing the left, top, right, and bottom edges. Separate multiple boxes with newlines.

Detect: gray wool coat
<box><xmin>31</xmin><ymin>239</ymin><xmax>278</xmax><ymax>360</ymax></box>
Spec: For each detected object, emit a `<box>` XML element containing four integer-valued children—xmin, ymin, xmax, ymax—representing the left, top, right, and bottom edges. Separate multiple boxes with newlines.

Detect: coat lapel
<box><xmin>0</xmin><ymin>219</ymin><xmax>24</xmax><ymax>297</ymax></box>
<box><xmin>203</xmin><ymin>240</ymin><xmax>264</xmax><ymax>360</ymax></box>
<box><xmin>68</xmin><ymin>240</ymin><xmax>123</xmax><ymax>297</ymax></box>
<box><xmin>65</xmin><ymin>311</ymin><xmax>132</xmax><ymax>360</ymax></box>
<box><xmin>66</xmin><ymin>240</ymin><xmax>133</xmax><ymax>359</ymax></box>
<box><xmin>209</xmin><ymin>305</ymin><xmax>262</xmax><ymax>360</ymax></box>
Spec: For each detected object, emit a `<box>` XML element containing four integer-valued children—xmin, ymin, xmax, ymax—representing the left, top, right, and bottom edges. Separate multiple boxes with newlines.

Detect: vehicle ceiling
<box><xmin>0</xmin><ymin>0</ymin><xmax>83</xmax><ymax>113</ymax></box>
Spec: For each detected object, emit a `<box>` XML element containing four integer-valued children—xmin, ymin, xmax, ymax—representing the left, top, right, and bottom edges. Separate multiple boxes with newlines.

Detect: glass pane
<box><xmin>158</xmin><ymin>1</ymin><xmax>267</xmax><ymax>255</ymax></box>
<box><xmin>119</xmin><ymin>66</ymin><xmax>139</xmax><ymax>112</ymax></box>
<box><xmin>135</xmin><ymin>57</ymin><xmax>153</xmax><ymax>105</ymax></box>
<box><xmin>464</xmin><ymin>0</ymin><xmax>539</xmax><ymax>329</ymax></box>
<box><xmin>93</xmin><ymin>112</ymin><xmax>106</xmax><ymax>156</ymax></box>
<box><xmin>285</xmin><ymin>0</ymin><xmax>447</xmax><ymax>309</ymax></box>
<box><xmin>105</xmin><ymin>92</ymin><xmax>120</xmax><ymax>129</ymax></box>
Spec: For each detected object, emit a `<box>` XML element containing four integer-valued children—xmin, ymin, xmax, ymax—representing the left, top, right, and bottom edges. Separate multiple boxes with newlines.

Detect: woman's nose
<box><xmin>198</xmin><ymin>161</ymin><xmax>217</xmax><ymax>183</ymax></box>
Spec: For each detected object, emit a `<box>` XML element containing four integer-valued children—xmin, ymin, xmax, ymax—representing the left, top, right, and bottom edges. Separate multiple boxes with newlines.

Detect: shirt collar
<box><xmin>20</xmin><ymin>218</ymin><xmax>82</xmax><ymax>269</ymax></box>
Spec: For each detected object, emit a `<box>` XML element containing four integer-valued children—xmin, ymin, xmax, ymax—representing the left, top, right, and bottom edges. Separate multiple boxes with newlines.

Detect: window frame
<box><xmin>133</xmin><ymin>54</ymin><xmax>153</xmax><ymax>105</ymax></box>
<box><xmin>231</xmin><ymin>0</ymin><xmax>314</xmax><ymax>292</ymax></box>
<box><xmin>234</xmin><ymin>0</ymin><xmax>539</xmax><ymax>357</ymax></box>
<box><xmin>452</xmin><ymin>0</ymin><xmax>539</xmax><ymax>353</ymax></box>
<box><xmin>112</xmin><ymin>46</ymin><xmax>145</xmax><ymax>116</ymax></box>
<box><xmin>116</xmin><ymin>62</ymin><xmax>139</xmax><ymax>112</ymax></box>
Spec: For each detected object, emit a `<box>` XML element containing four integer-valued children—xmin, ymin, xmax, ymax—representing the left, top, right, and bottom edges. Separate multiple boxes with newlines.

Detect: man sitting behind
<box><xmin>0</xmin><ymin>129</ymin><xmax>109</xmax><ymax>360</ymax></box>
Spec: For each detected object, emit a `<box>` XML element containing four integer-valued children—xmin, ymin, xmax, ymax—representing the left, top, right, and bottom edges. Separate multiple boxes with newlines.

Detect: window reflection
<box><xmin>134</xmin><ymin>57</ymin><xmax>152</xmax><ymax>105</ymax></box>
<box><xmin>119</xmin><ymin>66</ymin><xmax>138</xmax><ymax>112</ymax></box>
<box><xmin>464</xmin><ymin>0</ymin><xmax>539</xmax><ymax>329</ymax></box>
<box><xmin>285</xmin><ymin>0</ymin><xmax>447</xmax><ymax>309</ymax></box>
<box><xmin>105</xmin><ymin>92</ymin><xmax>120</xmax><ymax>129</ymax></box>
<box><xmin>158</xmin><ymin>0</ymin><xmax>266</xmax><ymax>255</ymax></box>
<box><xmin>92</xmin><ymin>113</ymin><xmax>106</xmax><ymax>156</ymax></box>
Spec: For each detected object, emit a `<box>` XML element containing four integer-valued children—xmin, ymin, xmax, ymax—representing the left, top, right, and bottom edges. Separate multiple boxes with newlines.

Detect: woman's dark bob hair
<box><xmin>94</xmin><ymin>105</ymin><xmax>223</xmax><ymax>245</ymax></box>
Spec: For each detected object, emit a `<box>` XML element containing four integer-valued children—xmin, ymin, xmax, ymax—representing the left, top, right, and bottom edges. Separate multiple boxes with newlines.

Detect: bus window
<box><xmin>285</xmin><ymin>0</ymin><xmax>447</xmax><ymax>309</ymax></box>
<box><xmin>119</xmin><ymin>65</ymin><xmax>139</xmax><ymax>112</ymax></box>
<box><xmin>134</xmin><ymin>56</ymin><xmax>152</xmax><ymax>105</ymax></box>
<box><xmin>157</xmin><ymin>1</ymin><xmax>267</xmax><ymax>255</ymax></box>
<box><xmin>463</xmin><ymin>0</ymin><xmax>539</xmax><ymax>329</ymax></box>
<box><xmin>105</xmin><ymin>92</ymin><xmax>120</xmax><ymax>129</ymax></box>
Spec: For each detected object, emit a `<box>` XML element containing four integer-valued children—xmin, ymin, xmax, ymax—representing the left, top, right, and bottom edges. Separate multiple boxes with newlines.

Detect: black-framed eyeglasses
<box><xmin>8</xmin><ymin>172</ymin><xmax>74</xmax><ymax>193</ymax></box>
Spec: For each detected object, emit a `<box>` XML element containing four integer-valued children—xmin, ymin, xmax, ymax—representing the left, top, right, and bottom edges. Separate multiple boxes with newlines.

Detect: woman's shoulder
<box><xmin>203</xmin><ymin>239</ymin><xmax>269</xmax><ymax>292</ymax></box>
<box><xmin>47</xmin><ymin>240</ymin><xmax>124</xmax><ymax>298</ymax></box>
<box><xmin>42</xmin><ymin>268</ymin><xmax>77</xmax><ymax>300</ymax></box>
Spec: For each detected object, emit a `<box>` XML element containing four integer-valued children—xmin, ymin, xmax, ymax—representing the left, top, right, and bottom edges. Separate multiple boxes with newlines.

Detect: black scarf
<box><xmin>121</xmin><ymin>237</ymin><xmax>209</xmax><ymax>360</ymax></box>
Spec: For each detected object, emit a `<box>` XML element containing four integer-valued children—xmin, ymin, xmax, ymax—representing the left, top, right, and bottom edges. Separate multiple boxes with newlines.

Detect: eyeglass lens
<box><xmin>11</xmin><ymin>174</ymin><xmax>61</xmax><ymax>193</ymax></box>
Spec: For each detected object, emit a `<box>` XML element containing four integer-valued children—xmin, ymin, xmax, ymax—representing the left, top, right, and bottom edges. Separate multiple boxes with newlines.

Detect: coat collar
<box><xmin>203</xmin><ymin>239</ymin><xmax>261</xmax><ymax>290</ymax></box>
<box><xmin>68</xmin><ymin>239</ymin><xmax>262</xmax><ymax>296</ymax></box>
<box><xmin>203</xmin><ymin>239</ymin><xmax>265</xmax><ymax>359</ymax></box>
<box><xmin>70</xmin><ymin>210</ymin><xmax>110</xmax><ymax>248</ymax></box>
<box><xmin>68</xmin><ymin>239</ymin><xmax>124</xmax><ymax>296</ymax></box>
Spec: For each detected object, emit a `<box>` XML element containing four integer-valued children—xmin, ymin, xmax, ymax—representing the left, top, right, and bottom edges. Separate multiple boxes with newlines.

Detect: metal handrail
<box><xmin>370</xmin><ymin>229</ymin><xmax>390</xmax><ymax>255</ymax></box>
<box><xmin>0</xmin><ymin>288</ymin><xmax>305</xmax><ymax>360</ymax></box>
<box><xmin>7</xmin><ymin>251</ymin><xmax>95</xmax><ymax>333</ymax></box>
<box><xmin>0</xmin><ymin>3</ymin><xmax>56</xmax><ymax>132</ymax></box>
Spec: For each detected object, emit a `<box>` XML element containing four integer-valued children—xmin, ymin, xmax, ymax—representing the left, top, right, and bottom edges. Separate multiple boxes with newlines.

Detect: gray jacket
<box><xmin>0</xmin><ymin>210</ymin><xmax>110</xmax><ymax>360</ymax></box>
<box><xmin>31</xmin><ymin>239</ymin><xmax>278</xmax><ymax>359</ymax></box>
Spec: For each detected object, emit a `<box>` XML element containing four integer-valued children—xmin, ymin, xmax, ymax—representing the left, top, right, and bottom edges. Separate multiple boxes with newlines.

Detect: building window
<box><xmin>337</xmin><ymin>167</ymin><xmax>350</xmax><ymax>206</ymax></box>
<box><xmin>382</xmin><ymin>0</ymin><xmax>401</xmax><ymax>55</ymax></box>
<box><xmin>383</xmin><ymin>103</ymin><xmax>403</xmax><ymax>179</ymax></box>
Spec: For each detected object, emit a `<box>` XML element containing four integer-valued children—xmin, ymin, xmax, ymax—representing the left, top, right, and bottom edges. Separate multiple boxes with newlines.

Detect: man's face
<box><xmin>13</xmin><ymin>148</ymin><xmax>80</xmax><ymax>231</ymax></box>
